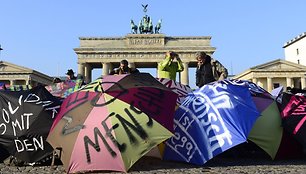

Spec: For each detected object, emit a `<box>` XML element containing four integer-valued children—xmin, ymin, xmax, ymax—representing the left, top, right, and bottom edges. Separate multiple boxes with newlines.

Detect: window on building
<box><xmin>273</xmin><ymin>83</ymin><xmax>280</xmax><ymax>89</ymax></box>
<box><xmin>296</xmin><ymin>48</ymin><xmax>299</xmax><ymax>55</ymax></box>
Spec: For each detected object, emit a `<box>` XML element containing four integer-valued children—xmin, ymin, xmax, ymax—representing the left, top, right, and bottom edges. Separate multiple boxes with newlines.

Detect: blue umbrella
<box><xmin>163</xmin><ymin>80</ymin><xmax>260</xmax><ymax>165</ymax></box>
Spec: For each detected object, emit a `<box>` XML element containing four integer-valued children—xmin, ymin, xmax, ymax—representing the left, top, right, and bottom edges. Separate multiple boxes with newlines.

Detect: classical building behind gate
<box><xmin>233</xmin><ymin>59</ymin><xmax>306</xmax><ymax>92</ymax></box>
<box><xmin>0</xmin><ymin>61</ymin><xmax>53</xmax><ymax>86</ymax></box>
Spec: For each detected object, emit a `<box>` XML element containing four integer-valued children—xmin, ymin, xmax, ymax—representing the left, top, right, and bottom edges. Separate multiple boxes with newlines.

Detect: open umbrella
<box><xmin>45</xmin><ymin>80</ymin><xmax>77</xmax><ymax>98</ymax></box>
<box><xmin>145</xmin><ymin>78</ymin><xmax>193</xmax><ymax>159</ymax></box>
<box><xmin>47</xmin><ymin>73</ymin><xmax>177</xmax><ymax>173</ymax></box>
<box><xmin>163</xmin><ymin>79</ymin><xmax>260</xmax><ymax>165</ymax></box>
<box><xmin>0</xmin><ymin>83</ymin><xmax>5</xmax><ymax>90</ymax></box>
<box><xmin>0</xmin><ymin>85</ymin><xmax>61</xmax><ymax>162</ymax></box>
<box><xmin>243</xmin><ymin>81</ymin><xmax>303</xmax><ymax>159</ymax></box>
<box><xmin>279</xmin><ymin>92</ymin><xmax>306</xmax><ymax>153</ymax></box>
<box><xmin>237</xmin><ymin>80</ymin><xmax>283</xmax><ymax>159</ymax></box>
<box><xmin>247</xmin><ymin>100</ymin><xmax>283</xmax><ymax>159</ymax></box>
<box><xmin>156</xmin><ymin>78</ymin><xmax>193</xmax><ymax>105</ymax></box>
<box><xmin>271</xmin><ymin>86</ymin><xmax>284</xmax><ymax>98</ymax></box>
<box><xmin>1</xmin><ymin>84</ymin><xmax>32</xmax><ymax>91</ymax></box>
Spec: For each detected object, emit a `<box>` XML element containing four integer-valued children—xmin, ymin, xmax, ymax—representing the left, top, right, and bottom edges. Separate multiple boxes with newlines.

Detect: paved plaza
<box><xmin>0</xmin><ymin>156</ymin><xmax>306</xmax><ymax>174</ymax></box>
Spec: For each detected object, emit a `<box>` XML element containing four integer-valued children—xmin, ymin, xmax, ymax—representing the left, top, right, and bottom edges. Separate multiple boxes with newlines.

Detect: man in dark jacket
<box><xmin>109</xmin><ymin>59</ymin><xmax>139</xmax><ymax>75</ymax></box>
<box><xmin>195</xmin><ymin>52</ymin><xmax>228</xmax><ymax>88</ymax></box>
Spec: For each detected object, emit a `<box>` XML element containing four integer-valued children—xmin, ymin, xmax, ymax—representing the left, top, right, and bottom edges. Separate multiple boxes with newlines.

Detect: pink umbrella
<box><xmin>47</xmin><ymin>73</ymin><xmax>177</xmax><ymax>173</ymax></box>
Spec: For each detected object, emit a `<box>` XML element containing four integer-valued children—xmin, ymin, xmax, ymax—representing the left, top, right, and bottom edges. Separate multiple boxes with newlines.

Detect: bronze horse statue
<box><xmin>130</xmin><ymin>20</ymin><xmax>138</xmax><ymax>34</ymax></box>
<box><xmin>155</xmin><ymin>19</ymin><xmax>162</xmax><ymax>34</ymax></box>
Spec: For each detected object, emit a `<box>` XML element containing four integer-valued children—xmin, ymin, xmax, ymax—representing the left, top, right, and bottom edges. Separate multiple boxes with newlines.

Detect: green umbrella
<box><xmin>248</xmin><ymin>101</ymin><xmax>283</xmax><ymax>159</ymax></box>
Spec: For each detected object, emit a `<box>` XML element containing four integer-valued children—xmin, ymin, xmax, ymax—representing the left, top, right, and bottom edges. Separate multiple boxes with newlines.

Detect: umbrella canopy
<box><xmin>0</xmin><ymin>86</ymin><xmax>61</xmax><ymax>162</ymax></box>
<box><xmin>280</xmin><ymin>92</ymin><xmax>306</xmax><ymax>153</ymax></box>
<box><xmin>163</xmin><ymin>79</ymin><xmax>260</xmax><ymax>165</ymax></box>
<box><xmin>271</xmin><ymin>86</ymin><xmax>284</xmax><ymax>98</ymax></box>
<box><xmin>237</xmin><ymin>80</ymin><xmax>283</xmax><ymax>159</ymax></box>
<box><xmin>237</xmin><ymin>81</ymin><xmax>303</xmax><ymax>159</ymax></box>
<box><xmin>248</xmin><ymin>100</ymin><xmax>283</xmax><ymax>159</ymax></box>
<box><xmin>0</xmin><ymin>84</ymin><xmax>32</xmax><ymax>91</ymax></box>
<box><xmin>45</xmin><ymin>80</ymin><xmax>79</xmax><ymax>98</ymax></box>
<box><xmin>156</xmin><ymin>78</ymin><xmax>193</xmax><ymax>105</ymax></box>
<box><xmin>47</xmin><ymin>73</ymin><xmax>177</xmax><ymax>173</ymax></box>
<box><xmin>145</xmin><ymin>78</ymin><xmax>193</xmax><ymax>159</ymax></box>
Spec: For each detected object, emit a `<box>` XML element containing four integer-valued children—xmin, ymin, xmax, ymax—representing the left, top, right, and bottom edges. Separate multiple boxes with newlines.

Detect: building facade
<box><xmin>74</xmin><ymin>34</ymin><xmax>216</xmax><ymax>85</ymax></box>
<box><xmin>283</xmin><ymin>32</ymin><xmax>306</xmax><ymax>66</ymax></box>
<box><xmin>233</xmin><ymin>59</ymin><xmax>306</xmax><ymax>92</ymax></box>
<box><xmin>0</xmin><ymin>61</ymin><xmax>53</xmax><ymax>87</ymax></box>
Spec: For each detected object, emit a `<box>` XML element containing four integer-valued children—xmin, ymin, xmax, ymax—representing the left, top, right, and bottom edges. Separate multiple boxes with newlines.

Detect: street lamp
<box><xmin>0</xmin><ymin>45</ymin><xmax>3</xmax><ymax>60</ymax></box>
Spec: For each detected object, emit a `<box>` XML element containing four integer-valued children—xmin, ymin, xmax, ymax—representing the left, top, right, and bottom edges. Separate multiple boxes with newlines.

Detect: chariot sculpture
<box><xmin>130</xmin><ymin>4</ymin><xmax>162</xmax><ymax>34</ymax></box>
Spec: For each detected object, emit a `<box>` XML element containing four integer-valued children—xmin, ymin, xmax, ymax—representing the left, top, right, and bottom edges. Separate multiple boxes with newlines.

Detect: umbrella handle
<box><xmin>51</xmin><ymin>147</ymin><xmax>62</xmax><ymax>168</ymax></box>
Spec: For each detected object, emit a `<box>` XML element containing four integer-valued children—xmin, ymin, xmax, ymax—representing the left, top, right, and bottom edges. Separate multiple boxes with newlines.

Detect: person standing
<box><xmin>66</xmin><ymin>69</ymin><xmax>77</xmax><ymax>80</ymax></box>
<box><xmin>52</xmin><ymin>77</ymin><xmax>62</xmax><ymax>84</ymax></box>
<box><xmin>195</xmin><ymin>51</ymin><xmax>228</xmax><ymax>88</ymax></box>
<box><xmin>109</xmin><ymin>59</ymin><xmax>139</xmax><ymax>75</ymax></box>
<box><xmin>158</xmin><ymin>51</ymin><xmax>184</xmax><ymax>81</ymax></box>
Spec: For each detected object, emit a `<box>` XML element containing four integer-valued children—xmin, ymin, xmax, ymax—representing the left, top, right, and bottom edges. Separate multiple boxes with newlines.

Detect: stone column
<box><xmin>301</xmin><ymin>77</ymin><xmax>306</xmax><ymax>89</ymax></box>
<box><xmin>78</xmin><ymin>62</ymin><xmax>85</xmax><ymax>76</ymax></box>
<box><xmin>286</xmin><ymin>77</ymin><xmax>292</xmax><ymax>88</ymax></box>
<box><xmin>84</xmin><ymin>63</ymin><xmax>92</xmax><ymax>83</ymax></box>
<box><xmin>181</xmin><ymin>62</ymin><xmax>189</xmax><ymax>85</ymax></box>
<box><xmin>252</xmin><ymin>78</ymin><xmax>257</xmax><ymax>84</ymax></box>
<box><xmin>257</xmin><ymin>81</ymin><xmax>264</xmax><ymax>88</ymax></box>
<box><xmin>10</xmin><ymin>80</ymin><xmax>16</xmax><ymax>86</ymax></box>
<box><xmin>26</xmin><ymin>76</ymin><xmax>31</xmax><ymax>85</ymax></box>
<box><xmin>156</xmin><ymin>65</ymin><xmax>159</xmax><ymax>78</ymax></box>
<box><xmin>102</xmin><ymin>62</ymin><xmax>111</xmax><ymax>75</ymax></box>
<box><xmin>267</xmin><ymin>77</ymin><xmax>273</xmax><ymax>92</ymax></box>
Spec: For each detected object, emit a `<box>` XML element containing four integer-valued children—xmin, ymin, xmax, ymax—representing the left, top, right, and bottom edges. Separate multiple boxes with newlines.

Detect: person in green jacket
<box><xmin>158</xmin><ymin>51</ymin><xmax>184</xmax><ymax>81</ymax></box>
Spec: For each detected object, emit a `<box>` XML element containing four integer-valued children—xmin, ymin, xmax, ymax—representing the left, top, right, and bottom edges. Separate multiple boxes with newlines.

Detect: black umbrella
<box><xmin>0</xmin><ymin>85</ymin><xmax>61</xmax><ymax>163</ymax></box>
<box><xmin>280</xmin><ymin>92</ymin><xmax>306</xmax><ymax>153</ymax></box>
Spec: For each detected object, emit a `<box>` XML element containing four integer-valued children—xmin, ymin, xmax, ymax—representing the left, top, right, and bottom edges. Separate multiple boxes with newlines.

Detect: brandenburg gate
<box><xmin>74</xmin><ymin>5</ymin><xmax>216</xmax><ymax>86</ymax></box>
<box><xmin>75</xmin><ymin>34</ymin><xmax>215</xmax><ymax>85</ymax></box>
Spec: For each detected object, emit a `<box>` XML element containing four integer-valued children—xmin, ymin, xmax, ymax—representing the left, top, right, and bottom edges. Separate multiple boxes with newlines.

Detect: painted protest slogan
<box><xmin>164</xmin><ymin>80</ymin><xmax>260</xmax><ymax>165</ymax></box>
<box><xmin>0</xmin><ymin>86</ymin><xmax>61</xmax><ymax>162</ymax></box>
<box><xmin>48</xmin><ymin>74</ymin><xmax>177</xmax><ymax>172</ymax></box>
<box><xmin>281</xmin><ymin>93</ymin><xmax>306</xmax><ymax>134</ymax></box>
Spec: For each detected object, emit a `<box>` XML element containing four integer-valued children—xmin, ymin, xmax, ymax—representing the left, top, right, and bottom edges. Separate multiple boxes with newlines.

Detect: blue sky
<box><xmin>1</xmin><ymin>1</ymin><xmax>305</xmax><ymax>89</ymax></box>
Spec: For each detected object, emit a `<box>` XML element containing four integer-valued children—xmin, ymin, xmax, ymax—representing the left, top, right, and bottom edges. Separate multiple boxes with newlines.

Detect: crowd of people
<box><xmin>48</xmin><ymin>50</ymin><xmax>229</xmax><ymax>94</ymax></box>
<box><xmin>79</xmin><ymin>51</ymin><xmax>228</xmax><ymax>88</ymax></box>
